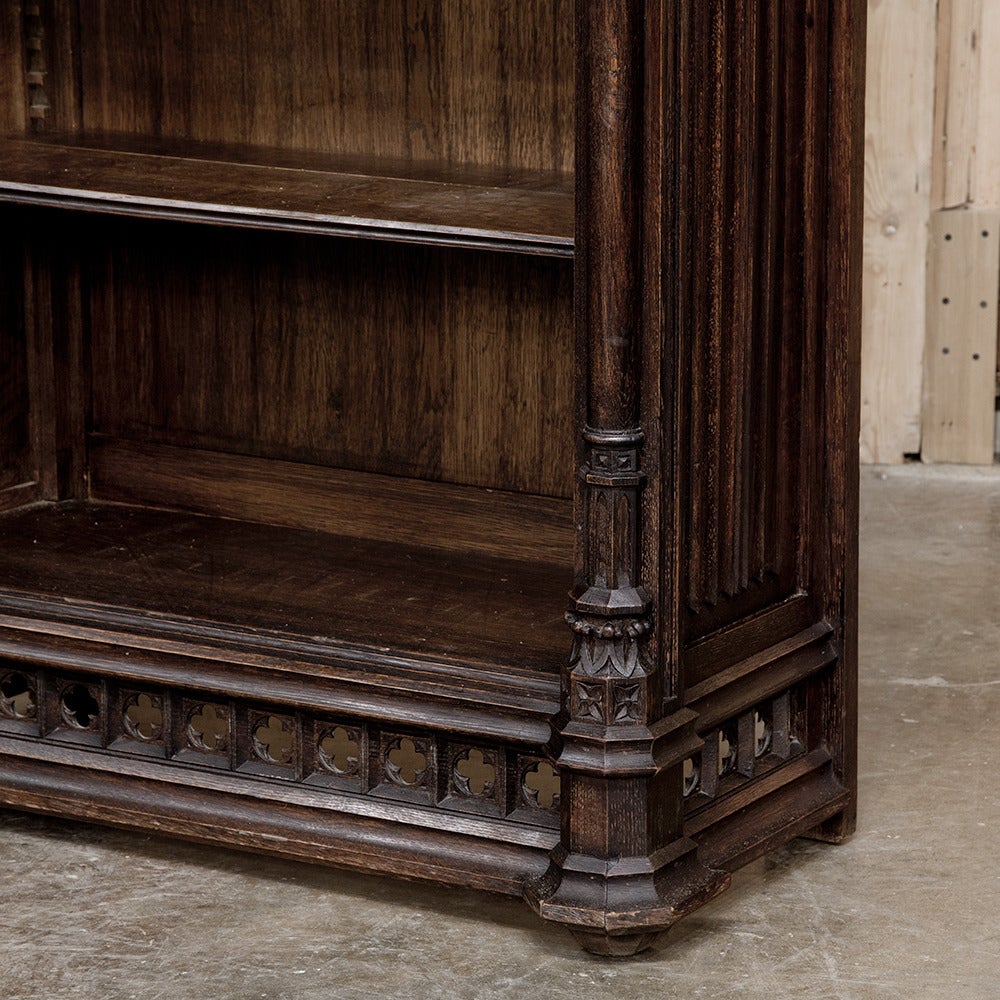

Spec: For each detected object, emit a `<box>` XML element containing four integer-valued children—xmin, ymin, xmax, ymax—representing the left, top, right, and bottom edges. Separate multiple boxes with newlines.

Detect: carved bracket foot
<box><xmin>524</xmin><ymin>839</ymin><xmax>730</xmax><ymax>957</ymax></box>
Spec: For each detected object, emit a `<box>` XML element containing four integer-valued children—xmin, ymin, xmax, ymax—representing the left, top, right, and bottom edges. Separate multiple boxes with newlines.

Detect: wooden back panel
<box><xmin>75</xmin><ymin>0</ymin><xmax>574</xmax><ymax>173</ymax></box>
<box><xmin>0</xmin><ymin>215</ymin><xmax>32</xmax><ymax>493</ymax></box>
<box><xmin>87</xmin><ymin>219</ymin><xmax>575</xmax><ymax>498</ymax></box>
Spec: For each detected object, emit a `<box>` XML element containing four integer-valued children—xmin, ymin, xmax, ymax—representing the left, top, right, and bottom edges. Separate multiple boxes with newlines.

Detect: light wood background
<box><xmin>862</xmin><ymin>0</ymin><xmax>1000</xmax><ymax>464</ymax></box>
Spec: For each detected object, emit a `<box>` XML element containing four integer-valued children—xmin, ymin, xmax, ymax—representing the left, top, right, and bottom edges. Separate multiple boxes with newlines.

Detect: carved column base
<box><xmin>524</xmin><ymin>838</ymin><xmax>730</xmax><ymax>956</ymax></box>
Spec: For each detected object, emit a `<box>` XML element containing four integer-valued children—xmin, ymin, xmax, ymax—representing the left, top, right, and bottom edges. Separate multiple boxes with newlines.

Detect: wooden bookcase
<box><xmin>0</xmin><ymin>2</ymin><xmax>865</xmax><ymax>955</ymax></box>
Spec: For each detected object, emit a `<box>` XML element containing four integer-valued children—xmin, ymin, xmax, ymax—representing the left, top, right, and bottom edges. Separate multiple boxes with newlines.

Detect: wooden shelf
<box><xmin>0</xmin><ymin>135</ymin><xmax>574</xmax><ymax>256</ymax></box>
<box><xmin>0</xmin><ymin>502</ymin><xmax>570</xmax><ymax>686</ymax></box>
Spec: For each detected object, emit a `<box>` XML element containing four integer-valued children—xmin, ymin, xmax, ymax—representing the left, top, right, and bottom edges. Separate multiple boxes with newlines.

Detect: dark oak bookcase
<box><xmin>0</xmin><ymin>1</ymin><xmax>865</xmax><ymax>955</ymax></box>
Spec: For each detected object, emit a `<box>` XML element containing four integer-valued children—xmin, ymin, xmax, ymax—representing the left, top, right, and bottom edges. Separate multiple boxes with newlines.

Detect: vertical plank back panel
<box><xmin>76</xmin><ymin>0</ymin><xmax>574</xmax><ymax>173</ymax></box>
<box><xmin>87</xmin><ymin>221</ymin><xmax>575</xmax><ymax>498</ymax></box>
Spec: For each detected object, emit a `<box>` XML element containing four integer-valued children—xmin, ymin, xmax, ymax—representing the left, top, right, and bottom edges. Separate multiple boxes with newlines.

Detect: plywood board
<box><xmin>922</xmin><ymin>209</ymin><xmax>1000</xmax><ymax>463</ymax></box>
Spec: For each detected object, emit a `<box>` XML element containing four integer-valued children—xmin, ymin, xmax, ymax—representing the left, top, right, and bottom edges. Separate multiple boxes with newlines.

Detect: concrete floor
<box><xmin>0</xmin><ymin>466</ymin><xmax>997</xmax><ymax>999</ymax></box>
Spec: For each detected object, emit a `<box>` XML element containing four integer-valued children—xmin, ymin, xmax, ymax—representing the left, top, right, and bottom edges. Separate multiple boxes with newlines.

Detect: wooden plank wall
<box><xmin>862</xmin><ymin>0</ymin><xmax>1000</xmax><ymax>464</ymax></box>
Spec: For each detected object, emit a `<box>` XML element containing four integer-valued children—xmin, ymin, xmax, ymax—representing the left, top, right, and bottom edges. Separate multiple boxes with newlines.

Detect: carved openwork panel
<box><xmin>439</xmin><ymin>743</ymin><xmax>504</xmax><ymax>817</ymax></box>
<box><xmin>110</xmin><ymin>688</ymin><xmax>168</xmax><ymax>758</ymax></box>
<box><xmin>0</xmin><ymin>669</ymin><xmax>37</xmax><ymax>724</ymax></box>
<box><xmin>0</xmin><ymin>660</ymin><xmax>563</xmax><ymax>830</ymax></box>
<box><xmin>683</xmin><ymin>688</ymin><xmax>804</xmax><ymax>809</ymax></box>
<box><xmin>173</xmin><ymin>699</ymin><xmax>232</xmax><ymax>768</ymax></box>
<box><xmin>513</xmin><ymin>757</ymin><xmax>562</xmax><ymax>826</ymax></box>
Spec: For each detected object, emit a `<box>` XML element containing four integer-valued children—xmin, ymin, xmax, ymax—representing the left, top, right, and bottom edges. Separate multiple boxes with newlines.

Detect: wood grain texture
<box><xmin>0</xmin><ymin>214</ymin><xmax>32</xmax><ymax>492</ymax></box>
<box><xmin>0</xmin><ymin>136</ymin><xmax>574</xmax><ymax>255</ymax></box>
<box><xmin>0</xmin><ymin>744</ymin><xmax>555</xmax><ymax>895</ymax></box>
<box><xmin>974</xmin><ymin>1</ymin><xmax>1000</xmax><ymax>209</ymax></box>
<box><xmin>932</xmin><ymin>0</ymin><xmax>983</xmax><ymax>210</ymax></box>
<box><xmin>678</xmin><ymin>0</ymin><xmax>803</xmax><ymax>636</ymax></box>
<box><xmin>0</xmin><ymin>0</ymin><xmax>864</xmax><ymax>957</ymax></box>
<box><xmin>922</xmin><ymin>210</ymin><xmax>1000</xmax><ymax>463</ymax></box>
<box><xmin>0</xmin><ymin>1</ymin><xmax>27</xmax><ymax>133</ymax></box>
<box><xmin>86</xmin><ymin>219</ymin><xmax>574</xmax><ymax>498</ymax></box>
<box><xmin>860</xmin><ymin>0</ymin><xmax>936</xmax><ymax>463</ymax></box>
<box><xmin>88</xmin><ymin>438</ymin><xmax>575</xmax><ymax>565</ymax></box>
<box><xmin>0</xmin><ymin>501</ymin><xmax>571</xmax><ymax>674</ymax></box>
<box><xmin>75</xmin><ymin>0</ymin><xmax>573</xmax><ymax>174</ymax></box>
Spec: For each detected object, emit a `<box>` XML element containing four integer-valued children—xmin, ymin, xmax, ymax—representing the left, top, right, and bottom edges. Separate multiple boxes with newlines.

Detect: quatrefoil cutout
<box><xmin>522</xmin><ymin>761</ymin><xmax>560</xmax><ymax>810</ymax></box>
<box><xmin>385</xmin><ymin>737</ymin><xmax>428</xmax><ymax>787</ymax></box>
<box><xmin>60</xmin><ymin>684</ymin><xmax>100</xmax><ymax>730</ymax></box>
<box><xmin>453</xmin><ymin>748</ymin><xmax>496</xmax><ymax>797</ymax></box>
<box><xmin>123</xmin><ymin>693</ymin><xmax>163</xmax><ymax>742</ymax></box>
<box><xmin>318</xmin><ymin>726</ymin><xmax>360</xmax><ymax>775</ymax></box>
<box><xmin>187</xmin><ymin>704</ymin><xmax>229</xmax><ymax>752</ymax></box>
<box><xmin>252</xmin><ymin>715</ymin><xmax>294</xmax><ymax>765</ymax></box>
<box><xmin>0</xmin><ymin>672</ymin><xmax>36</xmax><ymax>720</ymax></box>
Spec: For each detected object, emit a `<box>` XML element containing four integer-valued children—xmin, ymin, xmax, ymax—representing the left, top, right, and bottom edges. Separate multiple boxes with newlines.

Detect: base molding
<box><xmin>0</xmin><ymin>743</ymin><xmax>553</xmax><ymax>895</ymax></box>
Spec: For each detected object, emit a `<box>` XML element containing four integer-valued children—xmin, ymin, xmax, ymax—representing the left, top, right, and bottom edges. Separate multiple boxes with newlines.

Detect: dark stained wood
<box><xmin>0</xmin><ymin>215</ymin><xmax>32</xmax><ymax>493</ymax></box>
<box><xmin>0</xmin><ymin>501</ymin><xmax>571</xmax><ymax>675</ymax></box>
<box><xmin>0</xmin><ymin>136</ymin><xmax>574</xmax><ymax>255</ymax></box>
<box><xmin>84</xmin><ymin>219</ymin><xmax>574</xmax><ymax>498</ymax></box>
<box><xmin>74</xmin><ymin>0</ymin><xmax>574</xmax><ymax>174</ymax></box>
<box><xmin>88</xmin><ymin>438</ymin><xmax>575</xmax><ymax>565</ymax></box>
<box><xmin>0</xmin><ymin>0</ymin><xmax>865</xmax><ymax>958</ymax></box>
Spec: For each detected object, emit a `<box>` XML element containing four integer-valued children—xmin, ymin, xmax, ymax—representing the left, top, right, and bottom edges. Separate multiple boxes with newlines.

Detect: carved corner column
<box><xmin>524</xmin><ymin>0</ymin><xmax>728</xmax><ymax>956</ymax></box>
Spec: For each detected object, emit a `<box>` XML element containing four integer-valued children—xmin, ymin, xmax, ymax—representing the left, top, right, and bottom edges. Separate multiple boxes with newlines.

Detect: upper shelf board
<box><xmin>0</xmin><ymin>135</ymin><xmax>574</xmax><ymax>257</ymax></box>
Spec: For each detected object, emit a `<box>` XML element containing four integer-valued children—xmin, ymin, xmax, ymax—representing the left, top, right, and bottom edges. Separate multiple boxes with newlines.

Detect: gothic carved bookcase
<box><xmin>0</xmin><ymin>1</ymin><xmax>864</xmax><ymax>955</ymax></box>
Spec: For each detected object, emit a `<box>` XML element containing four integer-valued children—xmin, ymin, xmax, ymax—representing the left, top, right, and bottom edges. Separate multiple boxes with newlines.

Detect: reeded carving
<box><xmin>23</xmin><ymin>4</ymin><xmax>50</xmax><ymax>126</ymax></box>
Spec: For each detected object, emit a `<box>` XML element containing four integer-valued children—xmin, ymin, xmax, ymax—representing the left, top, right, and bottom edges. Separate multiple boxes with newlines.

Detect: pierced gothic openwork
<box><xmin>60</xmin><ymin>684</ymin><xmax>100</xmax><ymax>730</ymax></box>
<box><xmin>318</xmin><ymin>726</ymin><xmax>360</xmax><ymax>776</ymax></box>
<box><xmin>385</xmin><ymin>736</ymin><xmax>428</xmax><ymax>787</ymax></box>
<box><xmin>186</xmin><ymin>704</ymin><xmax>230</xmax><ymax>753</ymax></box>
<box><xmin>523</xmin><ymin>760</ymin><xmax>561</xmax><ymax>810</ymax></box>
<box><xmin>0</xmin><ymin>664</ymin><xmax>559</xmax><ymax>827</ymax></box>
<box><xmin>0</xmin><ymin>672</ymin><xmax>36</xmax><ymax>720</ymax></box>
<box><xmin>252</xmin><ymin>714</ymin><xmax>295</xmax><ymax>765</ymax></box>
<box><xmin>453</xmin><ymin>748</ymin><xmax>496</xmax><ymax>798</ymax></box>
<box><xmin>683</xmin><ymin>689</ymin><xmax>803</xmax><ymax>806</ymax></box>
<box><xmin>123</xmin><ymin>693</ymin><xmax>163</xmax><ymax>742</ymax></box>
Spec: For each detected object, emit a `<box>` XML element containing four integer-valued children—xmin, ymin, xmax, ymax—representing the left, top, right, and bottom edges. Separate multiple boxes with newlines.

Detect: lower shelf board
<box><xmin>0</xmin><ymin>500</ymin><xmax>570</xmax><ymax>677</ymax></box>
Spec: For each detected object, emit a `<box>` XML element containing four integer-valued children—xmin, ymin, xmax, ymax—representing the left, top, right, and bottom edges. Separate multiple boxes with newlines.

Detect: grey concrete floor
<box><xmin>1</xmin><ymin>466</ymin><xmax>998</xmax><ymax>1000</ymax></box>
